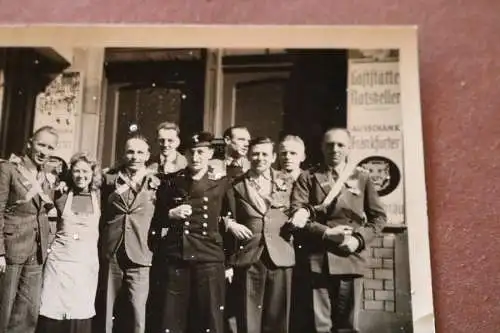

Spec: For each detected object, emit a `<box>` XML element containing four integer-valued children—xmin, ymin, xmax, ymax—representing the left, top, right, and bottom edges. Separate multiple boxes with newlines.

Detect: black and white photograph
<box><xmin>0</xmin><ymin>25</ymin><xmax>433</xmax><ymax>333</ymax></box>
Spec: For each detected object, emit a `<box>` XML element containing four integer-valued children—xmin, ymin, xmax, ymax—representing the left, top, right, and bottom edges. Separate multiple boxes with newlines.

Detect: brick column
<box><xmin>363</xmin><ymin>234</ymin><xmax>396</xmax><ymax>312</ymax></box>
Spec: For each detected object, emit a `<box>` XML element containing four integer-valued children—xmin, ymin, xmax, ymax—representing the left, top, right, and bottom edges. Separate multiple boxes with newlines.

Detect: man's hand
<box><xmin>227</xmin><ymin>220</ymin><xmax>253</xmax><ymax>240</ymax></box>
<box><xmin>324</xmin><ymin>225</ymin><xmax>353</xmax><ymax>238</ymax></box>
<box><xmin>0</xmin><ymin>256</ymin><xmax>6</xmax><ymax>274</ymax></box>
<box><xmin>225</xmin><ymin>268</ymin><xmax>234</xmax><ymax>283</ymax></box>
<box><xmin>289</xmin><ymin>208</ymin><xmax>310</xmax><ymax>229</ymax></box>
<box><xmin>339</xmin><ymin>235</ymin><xmax>361</xmax><ymax>253</ymax></box>
<box><xmin>168</xmin><ymin>204</ymin><xmax>193</xmax><ymax>220</ymax></box>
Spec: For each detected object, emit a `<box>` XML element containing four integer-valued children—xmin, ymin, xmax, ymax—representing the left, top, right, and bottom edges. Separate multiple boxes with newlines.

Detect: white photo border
<box><xmin>0</xmin><ymin>24</ymin><xmax>434</xmax><ymax>332</ymax></box>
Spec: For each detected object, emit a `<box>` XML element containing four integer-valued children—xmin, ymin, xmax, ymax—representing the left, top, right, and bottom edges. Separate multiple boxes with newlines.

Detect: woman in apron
<box><xmin>36</xmin><ymin>152</ymin><xmax>101</xmax><ymax>333</ymax></box>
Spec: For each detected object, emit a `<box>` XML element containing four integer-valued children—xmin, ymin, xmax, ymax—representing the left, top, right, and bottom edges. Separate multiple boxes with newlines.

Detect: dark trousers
<box><xmin>290</xmin><ymin>255</ymin><xmax>362</xmax><ymax>333</ymax></box>
<box><xmin>95</xmin><ymin>245</ymin><xmax>150</xmax><ymax>333</ymax></box>
<box><xmin>145</xmin><ymin>254</ymin><xmax>162</xmax><ymax>333</ymax></box>
<box><xmin>224</xmin><ymin>280</ymin><xmax>238</xmax><ymax>333</ymax></box>
<box><xmin>0</xmin><ymin>256</ymin><xmax>43</xmax><ymax>333</ymax></box>
<box><xmin>160</xmin><ymin>259</ymin><xmax>225</xmax><ymax>333</ymax></box>
<box><xmin>36</xmin><ymin>315</ymin><xmax>92</xmax><ymax>333</ymax></box>
<box><xmin>234</xmin><ymin>254</ymin><xmax>292</xmax><ymax>333</ymax></box>
<box><xmin>312</xmin><ymin>275</ymin><xmax>362</xmax><ymax>333</ymax></box>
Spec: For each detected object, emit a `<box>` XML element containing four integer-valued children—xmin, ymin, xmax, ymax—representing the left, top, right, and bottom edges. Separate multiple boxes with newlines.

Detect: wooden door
<box><xmin>101</xmin><ymin>54</ymin><xmax>206</xmax><ymax>167</ymax></box>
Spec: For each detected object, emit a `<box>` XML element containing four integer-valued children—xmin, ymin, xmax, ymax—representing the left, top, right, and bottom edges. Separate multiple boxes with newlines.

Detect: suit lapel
<box><xmin>244</xmin><ymin>175</ymin><xmax>269</xmax><ymax>216</ymax></box>
<box><xmin>313</xmin><ymin>167</ymin><xmax>332</xmax><ymax>199</ymax></box>
<box><xmin>109</xmin><ymin>172</ymin><xmax>129</xmax><ymax>209</ymax></box>
<box><xmin>233</xmin><ymin>176</ymin><xmax>266</xmax><ymax>216</ymax></box>
<box><xmin>128</xmin><ymin>176</ymin><xmax>149</xmax><ymax>210</ymax></box>
<box><xmin>20</xmin><ymin>156</ymin><xmax>42</xmax><ymax>210</ymax></box>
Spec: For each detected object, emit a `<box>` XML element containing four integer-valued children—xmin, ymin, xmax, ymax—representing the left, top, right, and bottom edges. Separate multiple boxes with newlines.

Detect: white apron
<box><xmin>39</xmin><ymin>191</ymin><xmax>100</xmax><ymax>320</ymax></box>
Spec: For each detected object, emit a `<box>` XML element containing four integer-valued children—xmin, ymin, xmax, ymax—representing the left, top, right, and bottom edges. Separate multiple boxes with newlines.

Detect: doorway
<box><xmin>100</xmin><ymin>49</ymin><xmax>206</xmax><ymax>168</ymax></box>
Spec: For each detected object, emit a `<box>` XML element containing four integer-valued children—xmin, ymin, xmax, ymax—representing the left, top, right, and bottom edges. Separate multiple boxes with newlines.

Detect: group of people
<box><xmin>0</xmin><ymin>121</ymin><xmax>387</xmax><ymax>333</ymax></box>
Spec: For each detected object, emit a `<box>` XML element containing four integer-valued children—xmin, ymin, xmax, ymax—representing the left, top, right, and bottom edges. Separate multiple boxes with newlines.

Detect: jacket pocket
<box><xmin>3</xmin><ymin>223</ymin><xmax>19</xmax><ymax>237</ymax></box>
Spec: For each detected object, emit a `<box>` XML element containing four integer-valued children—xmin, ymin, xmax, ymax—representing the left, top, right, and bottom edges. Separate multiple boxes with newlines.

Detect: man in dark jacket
<box><xmin>153</xmin><ymin>131</ymin><xmax>231</xmax><ymax>333</ymax></box>
<box><xmin>96</xmin><ymin>134</ymin><xmax>159</xmax><ymax>333</ymax></box>
<box><xmin>0</xmin><ymin>126</ymin><xmax>58</xmax><ymax>333</ymax></box>
<box><xmin>289</xmin><ymin>128</ymin><xmax>387</xmax><ymax>333</ymax></box>
<box><xmin>225</xmin><ymin>137</ymin><xmax>295</xmax><ymax>333</ymax></box>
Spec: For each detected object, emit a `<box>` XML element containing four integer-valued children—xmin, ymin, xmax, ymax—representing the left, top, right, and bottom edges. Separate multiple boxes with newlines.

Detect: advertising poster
<box><xmin>33</xmin><ymin>71</ymin><xmax>83</xmax><ymax>163</ymax></box>
<box><xmin>347</xmin><ymin>50</ymin><xmax>404</xmax><ymax>224</ymax></box>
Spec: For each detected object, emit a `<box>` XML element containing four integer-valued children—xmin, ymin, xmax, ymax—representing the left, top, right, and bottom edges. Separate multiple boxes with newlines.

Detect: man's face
<box><xmin>322</xmin><ymin>130</ymin><xmax>350</xmax><ymax>167</ymax></box>
<box><xmin>278</xmin><ymin>140</ymin><xmax>305</xmax><ymax>172</ymax></box>
<box><xmin>28</xmin><ymin>131</ymin><xmax>58</xmax><ymax>167</ymax></box>
<box><xmin>123</xmin><ymin>138</ymin><xmax>150</xmax><ymax>172</ymax></box>
<box><xmin>186</xmin><ymin>146</ymin><xmax>214</xmax><ymax>173</ymax></box>
<box><xmin>249</xmin><ymin>143</ymin><xmax>276</xmax><ymax>174</ymax></box>
<box><xmin>157</xmin><ymin>128</ymin><xmax>180</xmax><ymax>156</ymax></box>
<box><xmin>225</xmin><ymin>128</ymin><xmax>251</xmax><ymax>158</ymax></box>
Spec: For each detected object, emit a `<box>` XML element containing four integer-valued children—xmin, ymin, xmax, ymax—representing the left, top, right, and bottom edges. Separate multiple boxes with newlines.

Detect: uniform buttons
<box><xmin>203</xmin><ymin>214</ymin><xmax>208</xmax><ymax>219</ymax></box>
<box><xmin>203</xmin><ymin>205</ymin><xmax>208</xmax><ymax>210</ymax></box>
<box><xmin>184</xmin><ymin>230</ymin><xmax>190</xmax><ymax>235</ymax></box>
<box><xmin>73</xmin><ymin>233</ymin><xmax>79</xmax><ymax>240</ymax></box>
<box><xmin>184</xmin><ymin>221</ymin><xmax>190</xmax><ymax>226</ymax></box>
<box><xmin>47</xmin><ymin>248</ymin><xmax>52</xmax><ymax>253</ymax></box>
<box><xmin>202</xmin><ymin>231</ymin><xmax>207</xmax><ymax>235</ymax></box>
<box><xmin>203</xmin><ymin>223</ymin><xmax>208</xmax><ymax>228</ymax></box>
<box><xmin>151</xmin><ymin>231</ymin><xmax>156</xmax><ymax>235</ymax></box>
<box><xmin>203</xmin><ymin>197</ymin><xmax>208</xmax><ymax>202</ymax></box>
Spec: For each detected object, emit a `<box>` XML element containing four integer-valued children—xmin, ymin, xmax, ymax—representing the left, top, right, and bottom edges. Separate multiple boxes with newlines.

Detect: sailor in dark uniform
<box><xmin>152</xmin><ymin>131</ymin><xmax>231</xmax><ymax>333</ymax></box>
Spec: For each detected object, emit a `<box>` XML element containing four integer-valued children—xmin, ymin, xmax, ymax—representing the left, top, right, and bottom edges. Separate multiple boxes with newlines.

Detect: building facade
<box><xmin>0</xmin><ymin>47</ymin><xmax>411</xmax><ymax>332</ymax></box>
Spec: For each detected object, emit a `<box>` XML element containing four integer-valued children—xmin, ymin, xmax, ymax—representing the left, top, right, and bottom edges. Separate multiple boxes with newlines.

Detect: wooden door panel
<box><xmin>234</xmin><ymin>78</ymin><xmax>287</xmax><ymax>143</ymax></box>
<box><xmin>115</xmin><ymin>85</ymin><xmax>183</xmax><ymax>161</ymax></box>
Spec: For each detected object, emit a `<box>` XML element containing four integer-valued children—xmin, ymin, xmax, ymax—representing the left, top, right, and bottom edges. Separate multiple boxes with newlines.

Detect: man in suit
<box><xmin>225</xmin><ymin>137</ymin><xmax>295</xmax><ymax>333</ymax></box>
<box><xmin>221</xmin><ymin>126</ymin><xmax>251</xmax><ymax>180</ymax></box>
<box><xmin>207</xmin><ymin>125</ymin><xmax>251</xmax><ymax>333</ymax></box>
<box><xmin>153</xmin><ymin>131</ymin><xmax>230</xmax><ymax>333</ymax></box>
<box><xmin>275</xmin><ymin>135</ymin><xmax>312</xmax><ymax>333</ymax></box>
<box><xmin>96</xmin><ymin>134</ymin><xmax>159</xmax><ymax>333</ymax></box>
<box><xmin>0</xmin><ymin>126</ymin><xmax>59</xmax><ymax>333</ymax></box>
<box><xmin>288</xmin><ymin>128</ymin><xmax>387</xmax><ymax>333</ymax></box>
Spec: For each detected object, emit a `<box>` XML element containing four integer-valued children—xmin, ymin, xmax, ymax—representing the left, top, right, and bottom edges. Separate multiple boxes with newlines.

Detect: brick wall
<box><xmin>363</xmin><ymin>234</ymin><xmax>395</xmax><ymax>312</ymax></box>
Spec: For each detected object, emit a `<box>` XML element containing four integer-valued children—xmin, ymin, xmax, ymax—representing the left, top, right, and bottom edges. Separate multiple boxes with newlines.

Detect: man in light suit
<box><xmin>225</xmin><ymin>137</ymin><xmax>295</xmax><ymax>333</ymax></box>
<box><xmin>0</xmin><ymin>126</ymin><xmax>59</xmax><ymax>333</ymax></box>
<box><xmin>96</xmin><ymin>134</ymin><xmax>159</xmax><ymax>333</ymax></box>
<box><xmin>289</xmin><ymin>128</ymin><xmax>387</xmax><ymax>333</ymax></box>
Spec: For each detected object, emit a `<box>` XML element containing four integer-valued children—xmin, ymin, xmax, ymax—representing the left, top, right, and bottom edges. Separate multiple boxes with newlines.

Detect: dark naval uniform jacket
<box><xmin>153</xmin><ymin>167</ymin><xmax>231</xmax><ymax>263</ymax></box>
<box><xmin>290</xmin><ymin>164</ymin><xmax>387</xmax><ymax>276</ymax></box>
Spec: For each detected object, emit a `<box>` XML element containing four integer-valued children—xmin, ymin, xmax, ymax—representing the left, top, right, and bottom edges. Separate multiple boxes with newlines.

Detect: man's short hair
<box><xmin>125</xmin><ymin>133</ymin><xmax>150</xmax><ymax>151</ymax></box>
<box><xmin>31</xmin><ymin>125</ymin><xmax>59</xmax><ymax>141</ymax></box>
<box><xmin>223</xmin><ymin>126</ymin><xmax>249</xmax><ymax>140</ymax></box>
<box><xmin>279</xmin><ymin>135</ymin><xmax>305</xmax><ymax>151</ymax></box>
<box><xmin>323</xmin><ymin>127</ymin><xmax>351</xmax><ymax>140</ymax></box>
<box><xmin>249</xmin><ymin>137</ymin><xmax>275</xmax><ymax>151</ymax></box>
<box><xmin>156</xmin><ymin>121</ymin><xmax>180</xmax><ymax>135</ymax></box>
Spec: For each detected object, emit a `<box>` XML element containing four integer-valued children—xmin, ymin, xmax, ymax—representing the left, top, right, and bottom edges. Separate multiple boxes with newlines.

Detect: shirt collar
<box><xmin>248</xmin><ymin>168</ymin><xmax>271</xmax><ymax>180</ymax></box>
<box><xmin>329</xmin><ymin>161</ymin><xmax>347</xmax><ymax>175</ymax></box>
